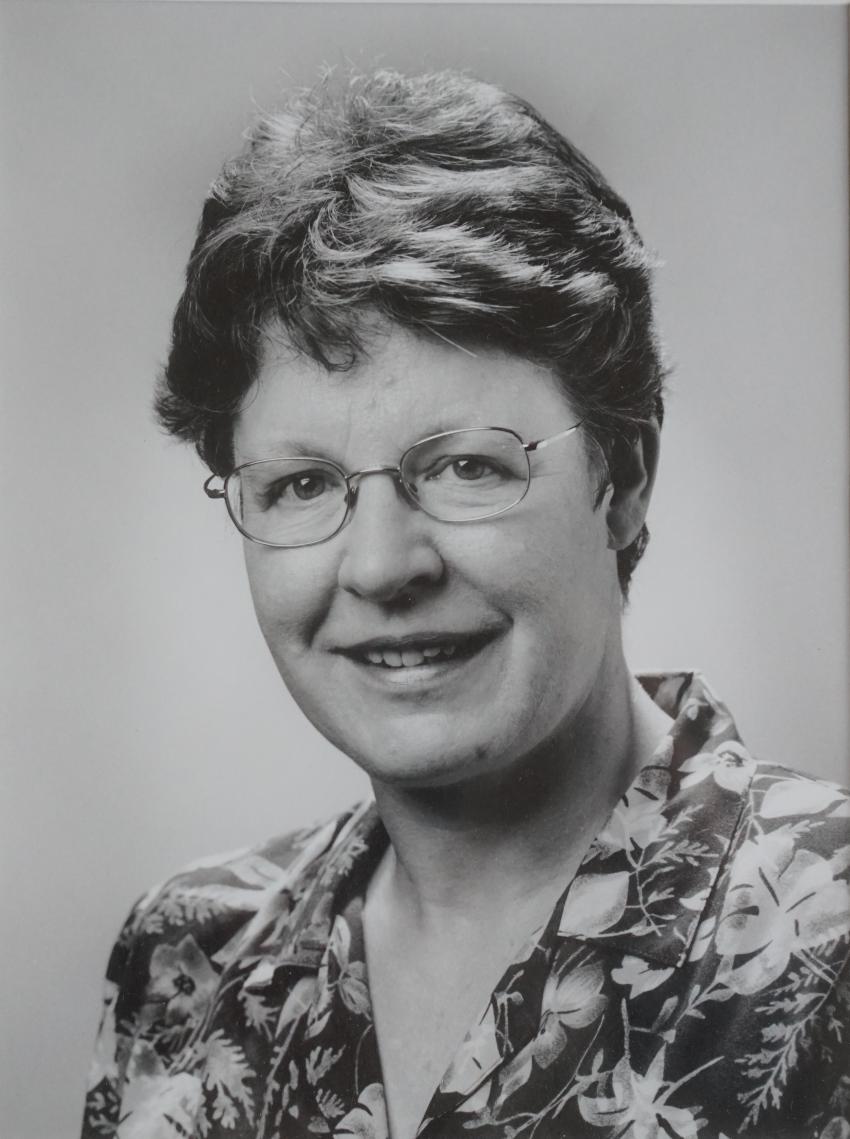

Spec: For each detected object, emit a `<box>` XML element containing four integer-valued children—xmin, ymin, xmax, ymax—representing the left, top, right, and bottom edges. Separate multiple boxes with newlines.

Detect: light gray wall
<box><xmin>1</xmin><ymin>4</ymin><xmax>847</xmax><ymax>1135</ymax></box>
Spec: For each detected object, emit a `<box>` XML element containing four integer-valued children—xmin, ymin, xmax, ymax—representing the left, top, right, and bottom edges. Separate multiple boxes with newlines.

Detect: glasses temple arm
<box><xmin>525</xmin><ymin>421</ymin><xmax>583</xmax><ymax>454</ymax></box>
<box><xmin>203</xmin><ymin>474</ymin><xmax>226</xmax><ymax>499</ymax></box>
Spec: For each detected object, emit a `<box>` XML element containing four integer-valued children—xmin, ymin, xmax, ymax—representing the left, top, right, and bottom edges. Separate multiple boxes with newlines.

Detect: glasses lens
<box><xmin>403</xmin><ymin>429</ymin><xmax>530</xmax><ymax>521</ymax></box>
<box><xmin>230</xmin><ymin>459</ymin><xmax>348</xmax><ymax>546</ymax></box>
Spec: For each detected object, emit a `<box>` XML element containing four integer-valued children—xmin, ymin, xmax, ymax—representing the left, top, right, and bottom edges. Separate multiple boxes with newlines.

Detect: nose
<box><xmin>336</xmin><ymin>471</ymin><xmax>445</xmax><ymax>603</ymax></box>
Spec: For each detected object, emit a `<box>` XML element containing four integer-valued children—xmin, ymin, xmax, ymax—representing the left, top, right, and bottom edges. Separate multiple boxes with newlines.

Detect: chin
<box><xmin>361</xmin><ymin>755</ymin><xmax>490</xmax><ymax>791</ymax></box>
<box><xmin>339</xmin><ymin>731</ymin><xmax>472</xmax><ymax>788</ymax></box>
<box><xmin>325</xmin><ymin>715</ymin><xmax>523</xmax><ymax>791</ymax></box>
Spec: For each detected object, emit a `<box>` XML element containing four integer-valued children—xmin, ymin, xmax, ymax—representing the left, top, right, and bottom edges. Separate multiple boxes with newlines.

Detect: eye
<box><xmin>262</xmin><ymin>470</ymin><xmax>331</xmax><ymax>508</ymax></box>
<box><xmin>423</xmin><ymin>454</ymin><xmax>506</xmax><ymax>483</ymax></box>
<box><xmin>289</xmin><ymin>473</ymin><xmax>329</xmax><ymax>500</ymax></box>
<box><xmin>451</xmin><ymin>456</ymin><xmax>494</xmax><ymax>481</ymax></box>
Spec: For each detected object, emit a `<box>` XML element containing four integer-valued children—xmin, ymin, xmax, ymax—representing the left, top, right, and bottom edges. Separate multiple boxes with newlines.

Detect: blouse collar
<box><xmin>246</xmin><ymin>671</ymin><xmax>755</xmax><ymax>979</ymax></box>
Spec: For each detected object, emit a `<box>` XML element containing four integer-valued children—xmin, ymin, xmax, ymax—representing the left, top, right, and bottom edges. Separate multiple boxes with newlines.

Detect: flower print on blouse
<box><xmin>82</xmin><ymin>673</ymin><xmax>850</xmax><ymax>1139</ymax></box>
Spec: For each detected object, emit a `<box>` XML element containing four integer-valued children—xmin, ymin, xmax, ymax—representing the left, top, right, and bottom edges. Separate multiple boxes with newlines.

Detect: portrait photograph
<box><xmin>1</xmin><ymin>2</ymin><xmax>848</xmax><ymax>1137</ymax></box>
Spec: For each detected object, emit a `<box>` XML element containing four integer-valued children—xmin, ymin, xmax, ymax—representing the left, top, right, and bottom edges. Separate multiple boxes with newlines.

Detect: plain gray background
<box><xmin>1</xmin><ymin>3</ymin><xmax>847</xmax><ymax>1135</ymax></box>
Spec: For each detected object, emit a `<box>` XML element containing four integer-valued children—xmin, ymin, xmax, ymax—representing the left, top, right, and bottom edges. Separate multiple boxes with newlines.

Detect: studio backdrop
<box><xmin>1</xmin><ymin>3</ymin><xmax>847</xmax><ymax>1136</ymax></box>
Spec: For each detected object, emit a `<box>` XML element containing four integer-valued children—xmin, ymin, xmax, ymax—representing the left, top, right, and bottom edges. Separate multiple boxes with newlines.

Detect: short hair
<box><xmin>156</xmin><ymin>68</ymin><xmax>665</xmax><ymax>594</ymax></box>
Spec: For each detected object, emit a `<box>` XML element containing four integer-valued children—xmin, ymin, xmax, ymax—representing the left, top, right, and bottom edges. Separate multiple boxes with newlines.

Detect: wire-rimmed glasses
<box><xmin>203</xmin><ymin>423</ymin><xmax>583</xmax><ymax>548</ymax></box>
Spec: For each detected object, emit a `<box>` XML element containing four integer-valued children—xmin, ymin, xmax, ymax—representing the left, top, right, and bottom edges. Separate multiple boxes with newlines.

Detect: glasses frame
<box><xmin>203</xmin><ymin>422</ymin><xmax>583</xmax><ymax>549</ymax></box>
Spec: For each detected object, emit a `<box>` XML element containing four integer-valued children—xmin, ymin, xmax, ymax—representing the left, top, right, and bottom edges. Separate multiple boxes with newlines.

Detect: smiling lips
<box><xmin>339</xmin><ymin>630</ymin><xmax>498</xmax><ymax>670</ymax></box>
<box><xmin>365</xmin><ymin>644</ymin><xmax>458</xmax><ymax>668</ymax></box>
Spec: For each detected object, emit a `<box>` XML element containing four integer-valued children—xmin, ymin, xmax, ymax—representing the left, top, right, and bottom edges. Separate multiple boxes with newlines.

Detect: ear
<box><xmin>605</xmin><ymin>419</ymin><xmax>661</xmax><ymax>550</ymax></box>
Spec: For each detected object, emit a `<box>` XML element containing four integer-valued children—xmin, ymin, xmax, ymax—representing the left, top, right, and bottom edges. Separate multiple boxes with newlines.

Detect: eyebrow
<box><xmin>234</xmin><ymin>437</ymin><xmax>337</xmax><ymax>465</ymax></box>
<box><xmin>236</xmin><ymin>421</ymin><xmax>493</xmax><ymax>464</ymax></box>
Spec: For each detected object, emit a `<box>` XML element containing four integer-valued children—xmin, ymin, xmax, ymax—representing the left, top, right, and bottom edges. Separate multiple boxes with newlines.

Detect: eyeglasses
<box><xmin>203</xmin><ymin>423</ymin><xmax>583</xmax><ymax>548</ymax></box>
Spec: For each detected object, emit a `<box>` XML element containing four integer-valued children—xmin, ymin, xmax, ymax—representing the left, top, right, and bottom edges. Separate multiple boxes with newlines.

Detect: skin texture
<box><xmin>233</xmin><ymin>319</ymin><xmax>665</xmax><ymax>1139</ymax></box>
<box><xmin>234</xmin><ymin>321</ymin><xmax>649</xmax><ymax>792</ymax></box>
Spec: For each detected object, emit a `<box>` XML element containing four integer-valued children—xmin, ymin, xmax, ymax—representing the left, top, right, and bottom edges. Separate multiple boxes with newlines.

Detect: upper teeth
<box><xmin>364</xmin><ymin>644</ymin><xmax>458</xmax><ymax>668</ymax></box>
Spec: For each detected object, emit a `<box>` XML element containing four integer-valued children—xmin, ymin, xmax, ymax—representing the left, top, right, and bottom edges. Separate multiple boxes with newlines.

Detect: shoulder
<box><xmin>686</xmin><ymin>762</ymin><xmax>850</xmax><ymax>1131</ymax></box>
<box><xmin>709</xmin><ymin>758</ymin><xmax>850</xmax><ymax>991</ymax></box>
<box><xmin>745</xmin><ymin>759</ymin><xmax>850</xmax><ymax>824</ymax></box>
<box><xmin>719</xmin><ymin>755</ymin><xmax>850</xmax><ymax>917</ymax></box>
<box><xmin>98</xmin><ymin>803</ymin><xmax>368</xmax><ymax>1026</ymax></box>
<box><xmin>735</xmin><ymin>758</ymin><xmax>850</xmax><ymax>870</ymax></box>
<box><xmin>118</xmin><ymin>805</ymin><xmax>363</xmax><ymax>961</ymax></box>
<box><xmin>84</xmin><ymin>804</ymin><xmax>369</xmax><ymax>1133</ymax></box>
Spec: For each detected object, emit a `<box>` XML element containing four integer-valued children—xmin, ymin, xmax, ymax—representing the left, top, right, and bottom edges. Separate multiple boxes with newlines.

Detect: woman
<box><xmin>83</xmin><ymin>70</ymin><xmax>850</xmax><ymax>1139</ymax></box>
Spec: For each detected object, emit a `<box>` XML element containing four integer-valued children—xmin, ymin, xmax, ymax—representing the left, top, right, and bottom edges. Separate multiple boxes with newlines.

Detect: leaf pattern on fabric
<box><xmin>196</xmin><ymin>1031</ymin><xmax>255</xmax><ymax>1129</ymax></box>
<box><xmin>333</xmin><ymin>1084</ymin><xmax>387</xmax><ymax>1139</ymax></box>
<box><xmin>82</xmin><ymin>673</ymin><xmax>850</xmax><ymax>1139</ymax></box>
<box><xmin>578</xmin><ymin>1039</ymin><xmax>710</xmax><ymax>1139</ymax></box>
<box><xmin>679</xmin><ymin>741</ymin><xmax>756</xmax><ymax>794</ymax></box>
<box><xmin>327</xmin><ymin>917</ymin><xmax>371</xmax><ymax>1016</ymax></box>
<box><xmin>761</xmin><ymin>777</ymin><xmax>847</xmax><ymax>820</ymax></box>
<box><xmin>610</xmin><ymin>955</ymin><xmax>674</xmax><ymax>999</ymax></box>
<box><xmin>715</xmin><ymin>830</ymin><xmax>850</xmax><ymax>995</ymax></box>
<box><xmin>558</xmin><ymin>872</ymin><xmax>629</xmax><ymax>937</ymax></box>
<box><xmin>115</xmin><ymin>1044</ymin><xmax>203</xmax><ymax>1139</ymax></box>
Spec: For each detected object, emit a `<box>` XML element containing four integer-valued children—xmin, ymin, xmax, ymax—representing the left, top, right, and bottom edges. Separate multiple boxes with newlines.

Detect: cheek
<box><xmin>477</xmin><ymin>495</ymin><xmax>612</xmax><ymax>618</ymax></box>
<box><xmin>501</xmin><ymin>521</ymin><xmax>618</xmax><ymax>714</ymax></box>
<box><xmin>243</xmin><ymin>544</ymin><xmax>334</xmax><ymax>654</ymax></box>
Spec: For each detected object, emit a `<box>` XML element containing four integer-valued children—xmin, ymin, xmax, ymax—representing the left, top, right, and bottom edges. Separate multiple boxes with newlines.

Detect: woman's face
<box><xmin>233</xmin><ymin>322</ymin><xmax>627</xmax><ymax>790</ymax></box>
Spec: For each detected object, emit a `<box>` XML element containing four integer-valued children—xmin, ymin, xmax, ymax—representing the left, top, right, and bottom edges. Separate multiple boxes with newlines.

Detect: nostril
<box><xmin>337</xmin><ymin>520</ymin><xmax>445</xmax><ymax>601</ymax></box>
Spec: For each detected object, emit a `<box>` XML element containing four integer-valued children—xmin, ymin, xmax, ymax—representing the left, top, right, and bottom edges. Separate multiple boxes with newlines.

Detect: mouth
<box><xmin>337</xmin><ymin>630</ymin><xmax>499</xmax><ymax>671</ymax></box>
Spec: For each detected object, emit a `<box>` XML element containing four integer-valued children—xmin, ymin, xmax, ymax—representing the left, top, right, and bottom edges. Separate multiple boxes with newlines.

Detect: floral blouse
<box><xmin>83</xmin><ymin>673</ymin><xmax>850</xmax><ymax>1139</ymax></box>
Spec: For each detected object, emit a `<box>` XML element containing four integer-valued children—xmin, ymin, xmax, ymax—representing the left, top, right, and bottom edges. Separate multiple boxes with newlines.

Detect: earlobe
<box><xmin>605</xmin><ymin>419</ymin><xmax>661</xmax><ymax>551</ymax></box>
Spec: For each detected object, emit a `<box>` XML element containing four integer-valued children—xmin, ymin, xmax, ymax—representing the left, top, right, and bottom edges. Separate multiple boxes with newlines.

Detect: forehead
<box><xmin>232</xmin><ymin>320</ymin><xmax>579</xmax><ymax>463</ymax></box>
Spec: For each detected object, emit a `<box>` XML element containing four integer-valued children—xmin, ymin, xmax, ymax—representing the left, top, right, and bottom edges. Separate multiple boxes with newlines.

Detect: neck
<box><xmin>369</xmin><ymin>658</ymin><xmax>671</xmax><ymax>931</ymax></box>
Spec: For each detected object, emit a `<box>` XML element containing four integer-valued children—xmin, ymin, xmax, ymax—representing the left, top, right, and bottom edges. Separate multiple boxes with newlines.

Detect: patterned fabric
<box><xmin>82</xmin><ymin>673</ymin><xmax>850</xmax><ymax>1139</ymax></box>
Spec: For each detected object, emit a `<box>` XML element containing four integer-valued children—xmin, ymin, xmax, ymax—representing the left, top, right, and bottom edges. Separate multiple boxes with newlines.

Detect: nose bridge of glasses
<box><xmin>346</xmin><ymin>464</ymin><xmax>403</xmax><ymax>484</ymax></box>
<box><xmin>346</xmin><ymin>464</ymin><xmax>407</xmax><ymax>497</ymax></box>
<box><xmin>345</xmin><ymin>464</ymin><xmax>422</xmax><ymax>518</ymax></box>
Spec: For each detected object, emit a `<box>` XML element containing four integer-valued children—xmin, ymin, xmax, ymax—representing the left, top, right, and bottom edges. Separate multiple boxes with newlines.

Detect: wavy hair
<box><xmin>156</xmin><ymin>69</ymin><xmax>666</xmax><ymax>594</ymax></box>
